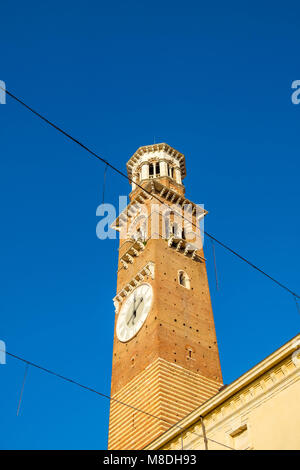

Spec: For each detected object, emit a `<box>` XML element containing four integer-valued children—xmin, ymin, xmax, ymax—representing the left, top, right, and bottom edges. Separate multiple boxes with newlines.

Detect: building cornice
<box><xmin>113</xmin><ymin>261</ymin><xmax>155</xmax><ymax>313</ymax></box>
<box><xmin>126</xmin><ymin>143</ymin><xmax>186</xmax><ymax>180</ymax></box>
<box><xmin>111</xmin><ymin>180</ymin><xmax>207</xmax><ymax>231</ymax></box>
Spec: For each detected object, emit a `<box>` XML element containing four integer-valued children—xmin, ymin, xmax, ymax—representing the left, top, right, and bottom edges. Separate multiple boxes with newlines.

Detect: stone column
<box><xmin>159</xmin><ymin>160</ymin><xmax>168</xmax><ymax>177</ymax></box>
<box><xmin>175</xmin><ymin>167</ymin><xmax>182</xmax><ymax>184</ymax></box>
<box><xmin>132</xmin><ymin>174</ymin><xmax>138</xmax><ymax>191</ymax></box>
<box><xmin>141</xmin><ymin>163</ymin><xmax>149</xmax><ymax>181</ymax></box>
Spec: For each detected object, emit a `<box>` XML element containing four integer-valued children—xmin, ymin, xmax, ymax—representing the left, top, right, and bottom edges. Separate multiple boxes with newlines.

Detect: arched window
<box><xmin>186</xmin><ymin>345</ymin><xmax>194</xmax><ymax>360</ymax></box>
<box><xmin>178</xmin><ymin>271</ymin><xmax>191</xmax><ymax>289</ymax></box>
<box><xmin>163</xmin><ymin>210</ymin><xmax>174</xmax><ymax>239</ymax></box>
<box><xmin>163</xmin><ymin>210</ymin><xmax>184</xmax><ymax>240</ymax></box>
<box><xmin>171</xmin><ymin>221</ymin><xmax>184</xmax><ymax>239</ymax></box>
<box><xmin>129</xmin><ymin>214</ymin><xmax>147</xmax><ymax>242</ymax></box>
<box><xmin>134</xmin><ymin>221</ymin><xmax>146</xmax><ymax>241</ymax></box>
<box><xmin>164</xmin><ymin>217</ymin><xmax>170</xmax><ymax>239</ymax></box>
<box><xmin>136</xmin><ymin>227</ymin><xmax>142</xmax><ymax>240</ymax></box>
<box><xmin>172</xmin><ymin>222</ymin><xmax>178</xmax><ymax>237</ymax></box>
<box><xmin>169</xmin><ymin>166</ymin><xmax>174</xmax><ymax>178</ymax></box>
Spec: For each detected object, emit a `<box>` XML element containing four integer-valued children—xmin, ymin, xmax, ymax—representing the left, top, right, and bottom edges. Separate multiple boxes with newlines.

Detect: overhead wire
<box><xmin>293</xmin><ymin>295</ymin><xmax>300</xmax><ymax>315</ymax></box>
<box><xmin>211</xmin><ymin>239</ymin><xmax>219</xmax><ymax>291</ymax></box>
<box><xmin>0</xmin><ymin>87</ymin><xmax>296</xmax><ymax>449</ymax></box>
<box><xmin>102</xmin><ymin>164</ymin><xmax>108</xmax><ymax>205</ymax></box>
<box><xmin>1</xmin><ymin>86</ymin><xmax>298</xmax><ymax>301</ymax></box>
<box><xmin>3</xmin><ymin>348</ymin><xmax>235</xmax><ymax>450</ymax></box>
<box><xmin>16</xmin><ymin>363</ymin><xmax>29</xmax><ymax>416</ymax></box>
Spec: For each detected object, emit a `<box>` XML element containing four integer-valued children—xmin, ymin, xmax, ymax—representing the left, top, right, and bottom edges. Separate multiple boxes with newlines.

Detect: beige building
<box><xmin>145</xmin><ymin>334</ymin><xmax>300</xmax><ymax>450</ymax></box>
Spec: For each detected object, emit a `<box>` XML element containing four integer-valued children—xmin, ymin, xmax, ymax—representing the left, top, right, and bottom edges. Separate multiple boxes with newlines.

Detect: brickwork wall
<box><xmin>108</xmin><ymin>188</ymin><xmax>222</xmax><ymax>449</ymax></box>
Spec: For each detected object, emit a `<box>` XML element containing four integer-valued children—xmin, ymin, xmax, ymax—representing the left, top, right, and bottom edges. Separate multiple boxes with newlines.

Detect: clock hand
<box><xmin>130</xmin><ymin>298</ymin><xmax>144</xmax><ymax>325</ymax></box>
<box><xmin>135</xmin><ymin>297</ymin><xmax>144</xmax><ymax>313</ymax></box>
<box><xmin>127</xmin><ymin>305</ymin><xmax>137</xmax><ymax>326</ymax></box>
<box><xmin>126</xmin><ymin>293</ymin><xmax>143</xmax><ymax>327</ymax></box>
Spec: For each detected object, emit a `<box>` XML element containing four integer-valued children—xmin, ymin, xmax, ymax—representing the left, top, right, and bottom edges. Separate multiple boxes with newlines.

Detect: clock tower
<box><xmin>108</xmin><ymin>144</ymin><xmax>222</xmax><ymax>450</ymax></box>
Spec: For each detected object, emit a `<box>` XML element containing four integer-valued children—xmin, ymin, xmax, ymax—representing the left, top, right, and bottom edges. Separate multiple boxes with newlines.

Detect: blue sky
<box><xmin>0</xmin><ymin>0</ymin><xmax>299</xmax><ymax>449</ymax></box>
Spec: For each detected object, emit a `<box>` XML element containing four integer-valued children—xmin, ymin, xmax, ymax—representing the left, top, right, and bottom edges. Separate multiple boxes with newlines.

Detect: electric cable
<box><xmin>3</xmin><ymin>348</ymin><xmax>235</xmax><ymax>450</ymax></box>
<box><xmin>1</xmin><ymin>86</ymin><xmax>299</xmax><ymax>301</ymax></box>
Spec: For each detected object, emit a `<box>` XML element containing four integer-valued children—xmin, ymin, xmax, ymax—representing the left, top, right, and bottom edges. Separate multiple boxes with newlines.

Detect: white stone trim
<box><xmin>110</xmin><ymin>180</ymin><xmax>207</xmax><ymax>232</ymax></box>
<box><xmin>127</xmin><ymin>143</ymin><xmax>186</xmax><ymax>181</ymax></box>
<box><xmin>113</xmin><ymin>262</ymin><xmax>155</xmax><ymax>314</ymax></box>
<box><xmin>167</xmin><ymin>236</ymin><xmax>205</xmax><ymax>262</ymax></box>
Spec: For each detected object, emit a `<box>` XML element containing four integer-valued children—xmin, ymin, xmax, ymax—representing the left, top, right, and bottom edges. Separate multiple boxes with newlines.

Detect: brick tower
<box><xmin>108</xmin><ymin>143</ymin><xmax>222</xmax><ymax>450</ymax></box>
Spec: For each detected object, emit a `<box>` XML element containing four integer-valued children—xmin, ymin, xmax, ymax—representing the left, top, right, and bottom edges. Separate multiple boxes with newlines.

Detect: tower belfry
<box><xmin>127</xmin><ymin>142</ymin><xmax>186</xmax><ymax>194</ymax></box>
<box><xmin>108</xmin><ymin>144</ymin><xmax>222</xmax><ymax>450</ymax></box>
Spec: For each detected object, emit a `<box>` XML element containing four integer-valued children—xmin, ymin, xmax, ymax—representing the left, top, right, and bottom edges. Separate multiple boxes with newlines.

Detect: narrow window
<box><xmin>172</xmin><ymin>222</ymin><xmax>178</xmax><ymax>237</ymax></box>
<box><xmin>155</xmin><ymin>162</ymin><xmax>160</xmax><ymax>176</ymax></box>
<box><xmin>164</xmin><ymin>211</ymin><xmax>174</xmax><ymax>239</ymax></box>
<box><xmin>140</xmin><ymin>221</ymin><xmax>146</xmax><ymax>241</ymax></box>
<box><xmin>179</xmin><ymin>272</ymin><xmax>184</xmax><ymax>285</ymax></box>
<box><xmin>164</xmin><ymin>218</ymin><xmax>170</xmax><ymax>239</ymax></box>
<box><xmin>178</xmin><ymin>271</ymin><xmax>191</xmax><ymax>289</ymax></box>
<box><xmin>133</xmin><ymin>220</ymin><xmax>146</xmax><ymax>241</ymax></box>
<box><xmin>135</xmin><ymin>228</ymin><xmax>142</xmax><ymax>240</ymax></box>
<box><xmin>149</xmin><ymin>163</ymin><xmax>154</xmax><ymax>178</ymax></box>
<box><xmin>186</xmin><ymin>346</ymin><xmax>194</xmax><ymax>360</ymax></box>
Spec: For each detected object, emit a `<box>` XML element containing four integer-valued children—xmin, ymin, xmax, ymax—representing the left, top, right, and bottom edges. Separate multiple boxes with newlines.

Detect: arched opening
<box><xmin>129</xmin><ymin>214</ymin><xmax>147</xmax><ymax>242</ymax></box>
<box><xmin>163</xmin><ymin>210</ymin><xmax>175</xmax><ymax>239</ymax></box>
<box><xmin>171</xmin><ymin>221</ymin><xmax>184</xmax><ymax>239</ymax></box>
<box><xmin>134</xmin><ymin>222</ymin><xmax>146</xmax><ymax>241</ymax></box>
<box><xmin>168</xmin><ymin>165</ymin><xmax>174</xmax><ymax>179</ymax></box>
<box><xmin>172</xmin><ymin>222</ymin><xmax>178</xmax><ymax>237</ymax></box>
<box><xmin>163</xmin><ymin>210</ymin><xmax>185</xmax><ymax>240</ymax></box>
<box><xmin>149</xmin><ymin>163</ymin><xmax>154</xmax><ymax>178</ymax></box>
<box><xmin>178</xmin><ymin>271</ymin><xmax>191</xmax><ymax>289</ymax></box>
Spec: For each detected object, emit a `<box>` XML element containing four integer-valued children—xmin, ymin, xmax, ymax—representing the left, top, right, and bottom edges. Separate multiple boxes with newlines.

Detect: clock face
<box><xmin>116</xmin><ymin>283</ymin><xmax>153</xmax><ymax>342</ymax></box>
